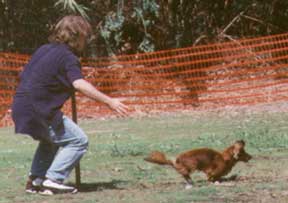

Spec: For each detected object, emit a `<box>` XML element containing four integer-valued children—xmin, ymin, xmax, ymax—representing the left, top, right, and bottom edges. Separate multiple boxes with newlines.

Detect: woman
<box><xmin>12</xmin><ymin>15</ymin><xmax>129</xmax><ymax>195</ymax></box>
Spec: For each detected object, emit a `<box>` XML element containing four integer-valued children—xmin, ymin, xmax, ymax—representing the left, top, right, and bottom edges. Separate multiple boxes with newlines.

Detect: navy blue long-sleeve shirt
<box><xmin>12</xmin><ymin>43</ymin><xmax>83</xmax><ymax>140</ymax></box>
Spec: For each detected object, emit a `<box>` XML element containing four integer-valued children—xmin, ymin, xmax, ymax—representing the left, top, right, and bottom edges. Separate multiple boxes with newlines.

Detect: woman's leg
<box><xmin>30</xmin><ymin>140</ymin><xmax>59</xmax><ymax>178</ymax></box>
<box><xmin>45</xmin><ymin>116</ymin><xmax>89</xmax><ymax>182</ymax></box>
<box><xmin>26</xmin><ymin>139</ymin><xmax>58</xmax><ymax>194</ymax></box>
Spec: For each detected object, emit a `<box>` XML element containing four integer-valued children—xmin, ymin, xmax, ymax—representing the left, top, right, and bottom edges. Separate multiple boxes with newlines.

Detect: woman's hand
<box><xmin>73</xmin><ymin>79</ymin><xmax>130</xmax><ymax>117</ymax></box>
<box><xmin>106</xmin><ymin>98</ymin><xmax>129</xmax><ymax>117</ymax></box>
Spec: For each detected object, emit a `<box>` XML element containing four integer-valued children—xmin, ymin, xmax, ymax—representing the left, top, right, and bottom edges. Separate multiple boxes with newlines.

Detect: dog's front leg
<box><xmin>209</xmin><ymin>176</ymin><xmax>235</xmax><ymax>186</ymax></box>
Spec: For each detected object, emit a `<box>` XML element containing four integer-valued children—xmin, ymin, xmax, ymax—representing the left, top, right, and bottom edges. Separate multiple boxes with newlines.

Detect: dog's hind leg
<box><xmin>176</xmin><ymin>165</ymin><xmax>194</xmax><ymax>189</ymax></box>
<box><xmin>174</xmin><ymin>160</ymin><xmax>195</xmax><ymax>189</ymax></box>
<box><xmin>183</xmin><ymin>174</ymin><xmax>193</xmax><ymax>189</ymax></box>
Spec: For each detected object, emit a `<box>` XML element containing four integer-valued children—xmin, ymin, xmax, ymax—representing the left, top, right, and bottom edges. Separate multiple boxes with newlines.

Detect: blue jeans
<box><xmin>30</xmin><ymin>116</ymin><xmax>88</xmax><ymax>182</ymax></box>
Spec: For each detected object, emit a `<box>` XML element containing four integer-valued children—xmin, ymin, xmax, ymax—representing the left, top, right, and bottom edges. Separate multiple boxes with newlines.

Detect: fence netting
<box><xmin>1</xmin><ymin>33</ymin><xmax>288</xmax><ymax>127</ymax></box>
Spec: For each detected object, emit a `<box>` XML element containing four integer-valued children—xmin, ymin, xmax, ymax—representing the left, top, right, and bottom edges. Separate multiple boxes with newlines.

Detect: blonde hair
<box><xmin>48</xmin><ymin>15</ymin><xmax>92</xmax><ymax>54</ymax></box>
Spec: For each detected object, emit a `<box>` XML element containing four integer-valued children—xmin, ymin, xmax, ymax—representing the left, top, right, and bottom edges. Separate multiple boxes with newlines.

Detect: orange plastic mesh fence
<box><xmin>1</xmin><ymin>33</ymin><xmax>288</xmax><ymax>126</ymax></box>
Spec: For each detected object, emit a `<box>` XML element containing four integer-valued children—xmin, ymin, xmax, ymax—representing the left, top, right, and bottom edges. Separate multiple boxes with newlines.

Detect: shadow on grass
<box><xmin>78</xmin><ymin>179</ymin><xmax>128</xmax><ymax>192</ymax></box>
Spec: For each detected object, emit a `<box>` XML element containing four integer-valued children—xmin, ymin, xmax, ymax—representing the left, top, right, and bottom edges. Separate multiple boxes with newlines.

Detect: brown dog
<box><xmin>144</xmin><ymin>140</ymin><xmax>252</xmax><ymax>189</ymax></box>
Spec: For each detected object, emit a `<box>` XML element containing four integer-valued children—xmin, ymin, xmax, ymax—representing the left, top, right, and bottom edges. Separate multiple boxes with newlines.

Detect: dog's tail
<box><xmin>144</xmin><ymin>151</ymin><xmax>174</xmax><ymax>167</ymax></box>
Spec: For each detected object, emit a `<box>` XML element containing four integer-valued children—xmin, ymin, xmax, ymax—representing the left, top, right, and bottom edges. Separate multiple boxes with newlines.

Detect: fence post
<box><xmin>71</xmin><ymin>92</ymin><xmax>81</xmax><ymax>189</ymax></box>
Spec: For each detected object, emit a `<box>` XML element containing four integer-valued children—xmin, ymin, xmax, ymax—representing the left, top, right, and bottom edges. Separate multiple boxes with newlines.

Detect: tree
<box><xmin>0</xmin><ymin>0</ymin><xmax>288</xmax><ymax>55</ymax></box>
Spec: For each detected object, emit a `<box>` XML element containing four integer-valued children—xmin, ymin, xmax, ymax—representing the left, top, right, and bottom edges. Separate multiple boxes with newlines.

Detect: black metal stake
<box><xmin>71</xmin><ymin>92</ymin><xmax>81</xmax><ymax>189</ymax></box>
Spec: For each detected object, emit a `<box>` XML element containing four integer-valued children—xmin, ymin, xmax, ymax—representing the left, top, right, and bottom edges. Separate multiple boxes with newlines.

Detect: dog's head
<box><xmin>232</xmin><ymin>140</ymin><xmax>252</xmax><ymax>162</ymax></box>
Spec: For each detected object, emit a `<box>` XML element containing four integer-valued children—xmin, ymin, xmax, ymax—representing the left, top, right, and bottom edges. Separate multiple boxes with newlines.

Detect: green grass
<box><xmin>1</xmin><ymin>110</ymin><xmax>288</xmax><ymax>203</ymax></box>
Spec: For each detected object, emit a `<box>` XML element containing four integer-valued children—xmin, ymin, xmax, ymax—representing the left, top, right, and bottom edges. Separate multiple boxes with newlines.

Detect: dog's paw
<box><xmin>185</xmin><ymin>184</ymin><xmax>193</xmax><ymax>190</ymax></box>
<box><xmin>221</xmin><ymin>182</ymin><xmax>235</xmax><ymax>186</ymax></box>
<box><xmin>214</xmin><ymin>181</ymin><xmax>221</xmax><ymax>186</ymax></box>
<box><xmin>213</xmin><ymin>181</ymin><xmax>235</xmax><ymax>186</ymax></box>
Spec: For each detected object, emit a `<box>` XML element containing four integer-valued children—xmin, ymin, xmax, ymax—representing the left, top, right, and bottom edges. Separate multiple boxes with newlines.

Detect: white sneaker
<box><xmin>25</xmin><ymin>177</ymin><xmax>53</xmax><ymax>195</ymax></box>
<box><xmin>38</xmin><ymin>189</ymin><xmax>54</xmax><ymax>196</ymax></box>
<box><xmin>42</xmin><ymin>179</ymin><xmax>77</xmax><ymax>194</ymax></box>
<box><xmin>32</xmin><ymin>177</ymin><xmax>44</xmax><ymax>187</ymax></box>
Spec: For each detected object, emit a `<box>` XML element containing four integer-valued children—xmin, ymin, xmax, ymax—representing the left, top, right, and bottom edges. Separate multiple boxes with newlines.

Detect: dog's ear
<box><xmin>233</xmin><ymin>147</ymin><xmax>240</xmax><ymax>159</ymax></box>
<box><xmin>235</xmin><ymin>140</ymin><xmax>245</xmax><ymax>146</ymax></box>
<box><xmin>233</xmin><ymin>141</ymin><xmax>245</xmax><ymax>159</ymax></box>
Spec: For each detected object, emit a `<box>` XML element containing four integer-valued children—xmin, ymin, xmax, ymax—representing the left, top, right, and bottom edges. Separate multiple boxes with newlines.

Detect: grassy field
<box><xmin>1</xmin><ymin>109</ymin><xmax>288</xmax><ymax>203</ymax></box>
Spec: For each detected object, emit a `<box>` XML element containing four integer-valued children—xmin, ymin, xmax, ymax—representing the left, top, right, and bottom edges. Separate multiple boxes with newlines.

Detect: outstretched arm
<box><xmin>72</xmin><ymin>78</ymin><xmax>129</xmax><ymax>116</ymax></box>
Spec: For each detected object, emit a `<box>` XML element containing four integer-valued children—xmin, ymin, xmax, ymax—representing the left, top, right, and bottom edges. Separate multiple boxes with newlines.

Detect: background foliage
<box><xmin>0</xmin><ymin>0</ymin><xmax>288</xmax><ymax>56</ymax></box>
